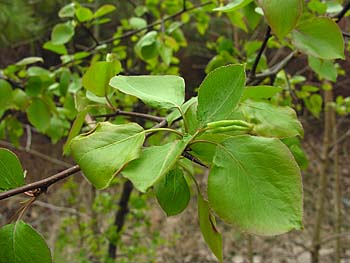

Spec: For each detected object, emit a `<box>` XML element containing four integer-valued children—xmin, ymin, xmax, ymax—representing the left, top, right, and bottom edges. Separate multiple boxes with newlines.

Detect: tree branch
<box><xmin>0</xmin><ymin>165</ymin><xmax>81</xmax><ymax>201</ymax></box>
<box><xmin>248</xmin><ymin>26</ymin><xmax>271</xmax><ymax>80</ymax></box>
<box><xmin>333</xmin><ymin>0</ymin><xmax>350</xmax><ymax>22</ymax></box>
<box><xmin>93</xmin><ymin>110</ymin><xmax>165</xmax><ymax>123</ymax></box>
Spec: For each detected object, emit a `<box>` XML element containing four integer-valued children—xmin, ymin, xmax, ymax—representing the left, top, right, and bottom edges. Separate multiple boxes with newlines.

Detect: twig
<box><xmin>333</xmin><ymin>0</ymin><xmax>350</xmax><ymax>22</ymax></box>
<box><xmin>0</xmin><ymin>140</ymin><xmax>72</xmax><ymax>168</ymax></box>
<box><xmin>248</xmin><ymin>26</ymin><xmax>271</xmax><ymax>80</ymax></box>
<box><xmin>0</xmin><ymin>165</ymin><xmax>81</xmax><ymax>201</ymax></box>
<box><xmin>93</xmin><ymin>110</ymin><xmax>165</xmax><ymax>123</ymax></box>
<box><xmin>247</xmin><ymin>50</ymin><xmax>297</xmax><ymax>85</ymax></box>
<box><xmin>77</xmin><ymin>19</ymin><xmax>100</xmax><ymax>47</ymax></box>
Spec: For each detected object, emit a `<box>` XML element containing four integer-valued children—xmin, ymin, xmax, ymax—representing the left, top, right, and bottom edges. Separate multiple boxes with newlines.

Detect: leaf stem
<box><xmin>145</xmin><ymin>127</ymin><xmax>183</xmax><ymax>138</ymax></box>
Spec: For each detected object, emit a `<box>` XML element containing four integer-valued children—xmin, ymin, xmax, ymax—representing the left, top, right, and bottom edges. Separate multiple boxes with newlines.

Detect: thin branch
<box><xmin>0</xmin><ymin>140</ymin><xmax>72</xmax><ymax>168</ymax></box>
<box><xmin>248</xmin><ymin>26</ymin><xmax>271</xmax><ymax>80</ymax></box>
<box><xmin>247</xmin><ymin>50</ymin><xmax>297</xmax><ymax>85</ymax></box>
<box><xmin>0</xmin><ymin>165</ymin><xmax>81</xmax><ymax>201</ymax></box>
<box><xmin>93</xmin><ymin>110</ymin><xmax>165</xmax><ymax>123</ymax></box>
<box><xmin>333</xmin><ymin>0</ymin><xmax>350</xmax><ymax>22</ymax></box>
<box><xmin>77</xmin><ymin>19</ymin><xmax>100</xmax><ymax>47</ymax></box>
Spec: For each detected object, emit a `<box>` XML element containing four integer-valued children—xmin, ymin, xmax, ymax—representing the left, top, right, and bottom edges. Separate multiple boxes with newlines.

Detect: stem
<box><xmin>334</xmin><ymin>0</ymin><xmax>350</xmax><ymax>22</ymax></box>
<box><xmin>0</xmin><ymin>165</ymin><xmax>81</xmax><ymax>201</ymax></box>
<box><xmin>108</xmin><ymin>180</ymin><xmax>133</xmax><ymax>259</ymax></box>
<box><xmin>93</xmin><ymin>110</ymin><xmax>165</xmax><ymax>122</ymax></box>
<box><xmin>311</xmin><ymin>89</ymin><xmax>334</xmax><ymax>263</ymax></box>
<box><xmin>248</xmin><ymin>26</ymin><xmax>271</xmax><ymax>80</ymax></box>
<box><xmin>145</xmin><ymin>127</ymin><xmax>183</xmax><ymax>137</ymax></box>
<box><xmin>332</xmin><ymin>109</ymin><xmax>341</xmax><ymax>263</ymax></box>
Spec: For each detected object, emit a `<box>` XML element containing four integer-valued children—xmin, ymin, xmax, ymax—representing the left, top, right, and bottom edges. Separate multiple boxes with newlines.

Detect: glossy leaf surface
<box><xmin>155</xmin><ymin>168</ymin><xmax>190</xmax><ymax>216</ymax></box>
<box><xmin>241</xmin><ymin>100</ymin><xmax>303</xmax><ymax>138</ymax></box>
<box><xmin>208</xmin><ymin>135</ymin><xmax>303</xmax><ymax>235</ymax></box>
<box><xmin>123</xmin><ymin>137</ymin><xmax>191</xmax><ymax>192</ymax></box>
<box><xmin>0</xmin><ymin>221</ymin><xmax>52</xmax><ymax>263</ymax></box>
<box><xmin>110</xmin><ymin>75</ymin><xmax>185</xmax><ymax>110</ymax></box>
<box><xmin>0</xmin><ymin>148</ymin><xmax>24</xmax><ymax>190</ymax></box>
<box><xmin>197</xmin><ymin>64</ymin><xmax>245</xmax><ymax>125</ymax></box>
<box><xmin>71</xmin><ymin>122</ymin><xmax>145</xmax><ymax>189</ymax></box>
<box><xmin>291</xmin><ymin>17</ymin><xmax>344</xmax><ymax>59</ymax></box>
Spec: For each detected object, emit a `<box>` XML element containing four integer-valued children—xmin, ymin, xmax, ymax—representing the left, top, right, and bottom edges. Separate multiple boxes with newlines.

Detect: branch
<box><xmin>333</xmin><ymin>0</ymin><xmax>350</xmax><ymax>22</ymax></box>
<box><xmin>247</xmin><ymin>50</ymin><xmax>297</xmax><ymax>85</ymax></box>
<box><xmin>93</xmin><ymin>110</ymin><xmax>165</xmax><ymax>123</ymax></box>
<box><xmin>0</xmin><ymin>165</ymin><xmax>80</xmax><ymax>201</ymax></box>
<box><xmin>248</xmin><ymin>26</ymin><xmax>271</xmax><ymax>80</ymax></box>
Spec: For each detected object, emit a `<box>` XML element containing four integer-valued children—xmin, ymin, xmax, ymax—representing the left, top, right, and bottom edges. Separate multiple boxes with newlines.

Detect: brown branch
<box><xmin>0</xmin><ymin>165</ymin><xmax>81</xmax><ymax>201</ymax></box>
<box><xmin>248</xmin><ymin>26</ymin><xmax>271</xmax><ymax>80</ymax></box>
<box><xmin>93</xmin><ymin>110</ymin><xmax>165</xmax><ymax>123</ymax></box>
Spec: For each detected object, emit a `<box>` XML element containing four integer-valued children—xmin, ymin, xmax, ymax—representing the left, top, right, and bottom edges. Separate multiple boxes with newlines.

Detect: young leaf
<box><xmin>198</xmin><ymin>193</ymin><xmax>223</xmax><ymax>263</ymax></box>
<box><xmin>240</xmin><ymin>100</ymin><xmax>303</xmax><ymax>138</ymax></box>
<box><xmin>75</xmin><ymin>7</ymin><xmax>93</xmax><ymax>22</ymax></box>
<box><xmin>94</xmin><ymin>4</ymin><xmax>116</xmax><ymax>18</ymax></box>
<box><xmin>154</xmin><ymin>168</ymin><xmax>190</xmax><ymax>216</ymax></box>
<box><xmin>291</xmin><ymin>17</ymin><xmax>344</xmax><ymax>60</ymax></box>
<box><xmin>0</xmin><ymin>148</ymin><xmax>24</xmax><ymax>190</ymax></box>
<box><xmin>16</xmin><ymin>57</ymin><xmax>43</xmax><ymax>66</ymax></box>
<box><xmin>122</xmin><ymin>137</ymin><xmax>191</xmax><ymax>192</ymax></box>
<box><xmin>0</xmin><ymin>221</ymin><xmax>52</xmax><ymax>263</ymax></box>
<box><xmin>71</xmin><ymin>122</ymin><xmax>145</xmax><ymax>189</ymax></box>
<box><xmin>308</xmin><ymin>56</ymin><xmax>337</xmax><ymax>82</ymax></box>
<box><xmin>27</xmin><ymin>98</ymin><xmax>51</xmax><ymax>132</ymax></box>
<box><xmin>213</xmin><ymin>0</ymin><xmax>253</xmax><ymax>12</ymax></box>
<box><xmin>134</xmin><ymin>31</ymin><xmax>159</xmax><ymax>60</ymax></box>
<box><xmin>82</xmin><ymin>61</ymin><xmax>121</xmax><ymax>97</ymax></box>
<box><xmin>110</xmin><ymin>75</ymin><xmax>185</xmax><ymax>110</ymax></box>
<box><xmin>241</xmin><ymin>85</ymin><xmax>282</xmax><ymax>101</ymax></box>
<box><xmin>63</xmin><ymin>109</ymin><xmax>88</xmax><ymax>155</ymax></box>
<box><xmin>197</xmin><ymin>64</ymin><xmax>245</xmax><ymax>125</ymax></box>
<box><xmin>260</xmin><ymin>0</ymin><xmax>303</xmax><ymax>39</ymax></box>
<box><xmin>0</xmin><ymin>80</ymin><xmax>13</xmax><ymax>114</ymax></box>
<box><xmin>208</xmin><ymin>135</ymin><xmax>303</xmax><ymax>235</ymax></box>
<box><xmin>51</xmin><ymin>22</ymin><xmax>75</xmax><ymax>45</ymax></box>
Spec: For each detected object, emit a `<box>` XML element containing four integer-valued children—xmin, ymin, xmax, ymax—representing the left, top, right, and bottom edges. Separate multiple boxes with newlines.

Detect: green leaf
<box><xmin>282</xmin><ymin>137</ymin><xmax>308</xmax><ymax>170</ymax></box>
<box><xmin>197</xmin><ymin>64</ymin><xmax>245</xmax><ymax>125</ymax></box>
<box><xmin>291</xmin><ymin>17</ymin><xmax>344</xmax><ymax>60</ymax></box>
<box><xmin>134</xmin><ymin>31</ymin><xmax>159</xmax><ymax>60</ymax></box>
<box><xmin>27</xmin><ymin>98</ymin><xmax>51</xmax><ymax>132</ymax></box>
<box><xmin>110</xmin><ymin>75</ymin><xmax>185</xmax><ymax>110</ymax></box>
<box><xmin>208</xmin><ymin>135</ymin><xmax>303</xmax><ymax>235</ymax></box>
<box><xmin>0</xmin><ymin>80</ymin><xmax>13</xmax><ymax>114</ymax></box>
<box><xmin>129</xmin><ymin>17</ymin><xmax>147</xmax><ymax>30</ymax></box>
<box><xmin>0</xmin><ymin>148</ymin><xmax>24</xmax><ymax>190</ymax></box>
<box><xmin>82</xmin><ymin>61</ymin><xmax>121</xmax><ymax>97</ymax></box>
<box><xmin>308</xmin><ymin>56</ymin><xmax>337</xmax><ymax>82</ymax></box>
<box><xmin>71</xmin><ymin>122</ymin><xmax>145</xmax><ymax>189</ymax></box>
<box><xmin>63</xmin><ymin>110</ymin><xmax>88</xmax><ymax>155</ymax></box>
<box><xmin>122</xmin><ymin>137</ymin><xmax>191</xmax><ymax>192</ymax></box>
<box><xmin>261</xmin><ymin>0</ymin><xmax>303</xmax><ymax>39</ymax></box>
<box><xmin>241</xmin><ymin>100</ymin><xmax>303</xmax><ymax>138</ymax></box>
<box><xmin>16</xmin><ymin>57</ymin><xmax>43</xmax><ymax>66</ymax></box>
<box><xmin>305</xmin><ymin>94</ymin><xmax>322</xmax><ymax>118</ymax></box>
<box><xmin>154</xmin><ymin>168</ymin><xmax>190</xmax><ymax>216</ymax></box>
<box><xmin>94</xmin><ymin>4</ymin><xmax>116</xmax><ymax>18</ymax></box>
<box><xmin>58</xmin><ymin>3</ymin><xmax>76</xmax><ymax>18</ymax></box>
<box><xmin>241</xmin><ymin>85</ymin><xmax>282</xmax><ymax>101</ymax></box>
<box><xmin>0</xmin><ymin>221</ymin><xmax>52</xmax><ymax>263</ymax></box>
<box><xmin>43</xmin><ymin>41</ymin><xmax>68</xmax><ymax>55</ymax></box>
<box><xmin>51</xmin><ymin>22</ymin><xmax>75</xmax><ymax>45</ymax></box>
<box><xmin>213</xmin><ymin>0</ymin><xmax>253</xmax><ymax>12</ymax></box>
<box><xmin>75</xmin><ymin>7</ymin><xmax>93</xmax><ymax>22</ymax></box>
<box><xmin>198</xmin><ymin>193</ymin><xmax>223</xmax><ymax>263</ymax></box>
